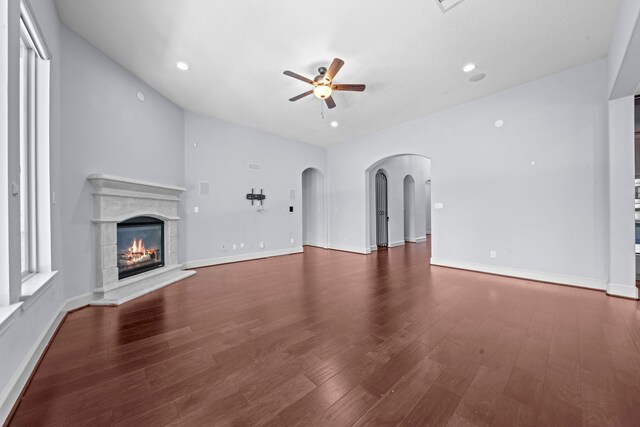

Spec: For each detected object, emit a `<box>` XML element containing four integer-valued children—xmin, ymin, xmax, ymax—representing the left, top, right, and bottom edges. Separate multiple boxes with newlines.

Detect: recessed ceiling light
<box><xmin>330</xmin><ymin>121</ymin><xmax>338</xmax><ymax>128</ymax></box>
<box><xmin>176</xmin><ymin>61</ymin><xmax>190</xmax><ymax>71</ymax></box>
<box><xmin>463</xmin><ymin>63</ymin><xmax>476</xmax><ymax>73</ymax></box>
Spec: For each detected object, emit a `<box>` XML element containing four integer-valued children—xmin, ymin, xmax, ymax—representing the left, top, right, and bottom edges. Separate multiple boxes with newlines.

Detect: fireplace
<box><xmin>117</xmin><ymin>216</ymin><xmax>164</xmax><ymax>279</ymax></box>
<box><xmin>89</xmin><ymin>174</ymin><xmax>195</xmax><ymax>305</ymax></box>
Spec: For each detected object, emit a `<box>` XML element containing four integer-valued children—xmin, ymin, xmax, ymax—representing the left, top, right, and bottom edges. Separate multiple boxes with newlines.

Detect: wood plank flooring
<box><xmin>8</xmin><ymin>241</ymin><xmax>640</xmax><ymax>426</ymax></box>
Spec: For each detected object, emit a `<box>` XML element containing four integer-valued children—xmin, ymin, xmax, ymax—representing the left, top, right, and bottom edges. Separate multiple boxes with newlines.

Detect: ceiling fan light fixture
<box><xmin>176</xmin><ymin>61</ymin><xmax>190</xmax><ymax>71</ymax></box>
<box><xmin>313</xmin><ymin>85</ymin><xmax>332</xmax><ymax>99</ymax></box>
<box><xmin>463</xmin><ymin>63</ymin><xmax>476</xmax><ymax>73</ymax></box>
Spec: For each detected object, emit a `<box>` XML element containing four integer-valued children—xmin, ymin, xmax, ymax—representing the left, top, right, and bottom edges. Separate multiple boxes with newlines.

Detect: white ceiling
<box><xmin>54</xmin><ymin>0</ymin><xmax>618</xmax><ymax>147</ymax></box>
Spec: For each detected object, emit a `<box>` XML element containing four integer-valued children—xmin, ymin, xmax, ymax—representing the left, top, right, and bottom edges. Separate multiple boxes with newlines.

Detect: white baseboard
<box><xmin>606</xmin><ymin>283</ymin><xmax>639</xmax><ymax>299</ymax></box>
<box><xmin>0</xmin><ymin>291</ymin><xmax>93</xmax><ymax>424</ymax></box>
<box><xmin>405</xmin><ymin>235</ymin><xmax>427</xmax><ymax>243</ymax></box>
<box><xmin>303</xmin><ymin>241</ymin><xmax>327</xmax><ymax>249</ymax></box>
<box><xmin>327</xmin><ymin>244</ymin><xmax>370</xmax><ymax>254</ymax></box>
<box><xmin>369</xmin><ymin>245</ymin><xmax>377</xmax><ymax>252</ymax></box>
<box><xmin>389</xmin><ymin>240</ymin><xmax>405</xmax><ymax>248</ymax></box>
<box><xmin>183</xmin><ymin>247</ymin><xmax>304</xmax><ymax>269</ymax></box>
<box><xmin>430</xmin><ymin>257</ymin><xmax>607</xmax><ymax>291</ymax></box>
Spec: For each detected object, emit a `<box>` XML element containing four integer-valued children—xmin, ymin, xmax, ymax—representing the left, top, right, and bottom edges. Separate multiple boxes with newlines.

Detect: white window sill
<box><xmin>0</xmin><ymin>303</ymin><xmax>23</xmax><ymax>337</ymax></box>
<box><xmin>20</xmin><ymin>270</ymin><xmax>58</xmax><ymax>311</ymax></box>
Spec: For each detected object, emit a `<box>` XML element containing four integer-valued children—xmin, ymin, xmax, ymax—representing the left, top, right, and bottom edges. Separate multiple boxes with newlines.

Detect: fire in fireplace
<box><xmin>117</xmin><ymin>216</ymin><xmax>164</xmax><ymax>279</ymax></box>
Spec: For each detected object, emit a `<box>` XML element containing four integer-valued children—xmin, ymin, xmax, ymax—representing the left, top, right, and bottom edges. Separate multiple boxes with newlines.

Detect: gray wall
<box><xmin>60</xmin><ymin>25</ymin><xmax>185</xmax><ymax>298</ymax></box>
<box><xmin>331</xmin><ymin>60</ymin><xmax>609</xmax><ymax>286</ymax></box>
<box><xmin>181</xmin><ymin>111</ymin><xmax>326</xmax><ymax>266</ymax></box>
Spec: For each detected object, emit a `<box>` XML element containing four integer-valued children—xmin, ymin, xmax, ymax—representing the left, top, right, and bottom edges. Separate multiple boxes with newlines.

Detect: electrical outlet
<box><xmin>194</xmin><ymin>206</ymin><xmax>199</xmax><ymax>213</ymax></box>
<box><xmin>240</xmin><ymin>243</ymin><xmax>244</xmax><ymax>249</ymax></box>
<box><xmin>260</xmin><ymin>242</ymin><xmax>265</xmax><ymax>249</ymax></box>
<box><xmin>290</xmin><ymin>238</ymin><xmax>294</xmax><ymax>244</ymax></box>
<box><xmin>490</xmin><ymin>251</ymin><xmax>496</xmax><ymax>258</ymax></box>
<box><xmin>221</xmin><ymin>244</ymin><xmax>226</xmax><ymax>251</ymax></box>
<box><xmin>232</xmin><ymin>244</ymin><xmax>237</xmax><ymax>250</ymax></box>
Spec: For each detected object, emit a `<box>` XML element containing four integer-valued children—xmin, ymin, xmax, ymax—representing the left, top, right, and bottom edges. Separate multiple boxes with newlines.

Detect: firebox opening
<box><xmin>117</xmin><ymin>216</ymin><xmax>164</xmax><ymax>280</ymax></box>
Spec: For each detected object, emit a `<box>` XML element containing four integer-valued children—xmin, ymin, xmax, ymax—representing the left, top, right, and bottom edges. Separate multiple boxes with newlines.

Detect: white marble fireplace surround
<box><xmin>88</xmin><ymin>174</ymin><xmax>195</xmax><ymax>305</ymax></box>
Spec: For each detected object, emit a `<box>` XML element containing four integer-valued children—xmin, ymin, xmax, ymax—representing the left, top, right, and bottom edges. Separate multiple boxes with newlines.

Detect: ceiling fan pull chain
<box><xmin>320</xmin><ymin>101</ymin><xmax>324</xmax><ymax>120</ymax></box>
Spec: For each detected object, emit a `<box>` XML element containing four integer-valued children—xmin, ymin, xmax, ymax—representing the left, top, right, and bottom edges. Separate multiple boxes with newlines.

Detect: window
<box><xmin>19</xmin><ymin>30</ymin><xmax>37</xmax><ymax>280</ymax></box>
<box><xmin>16</xmin><ymin>0</ymin><xmax>55</xmax><ymax>302</ymax></box>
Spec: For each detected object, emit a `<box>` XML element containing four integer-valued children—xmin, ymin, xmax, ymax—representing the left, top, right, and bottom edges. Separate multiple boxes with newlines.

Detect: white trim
<box><xmin>388</xmin><ymin>240</ymin><xmax>405</xmax><ymax>248</ymax></box>
<box><xmin>184</xmin><ymin>247</ymin><xmax>304</xmax><ymax>269</ymax></box>
<box><xmin>327</xmin><ymin>244</ymin><xmax>370</xmax><ymax>255</ymax></box>
<box><xmin>405</xmin><ymin>236</ymin><xmax>427</xmax><ymax>243</ymax></box>
<box><xmin>0</xmin><ymin>291</ymin><xmax>93</xmax><ymax>424</ymax></box>
<box><xmin>20</xmin><ymin>270</ymin><xmax>57</xmax><ymax>310</ymax></box>
<box><xmin>430</xmin><ymin>257</ymin><xmax>607</xmax><ymax>291</ymax></box>
<box><xmin>369</xmin><ymin>245</ymin><xmax>378</xmax><ymax>252</ymax></box>
<box><xmin>606</xmin><ymin>283</ymin><xmax>639</xmax><ymax>299</ymax></box>
<box><xmin>0</xmin><ymin>303</ymin><xmax>22</xmax><ymax>337</ymax></box>
<box><xmin>302</xmin><ymin>241</ymin><xmax>327</xmax><ymax>249</ymax></box>
<box><xmin>19</xmin><ymin>0</ymin><xmax>50</xmax><ymax>60</ymax></box>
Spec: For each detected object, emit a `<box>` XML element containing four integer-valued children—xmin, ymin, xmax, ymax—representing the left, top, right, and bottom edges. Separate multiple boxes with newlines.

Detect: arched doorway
<box><xmin>301</xmin><ymin>168</ymin><xmax>326</xmax><ymax>248</ymax></box>
<box><xmin>403</xmin><ymin>175</ymin><xmax>416</xmax><ymax>242</ymax></box>
<box><xmin>365</xmin><ymin>154</ymin><xmax>431</xmax><ymax>252</ymax></box>
<box><xmin>375</xmin><ymin>170</ymin><xmax>389</xmax><ymax>247</ymax></box>
<box><xmin>425</xmin><ymin>180</ymin><xmax>432</xmax><ymax>236</ymax></box>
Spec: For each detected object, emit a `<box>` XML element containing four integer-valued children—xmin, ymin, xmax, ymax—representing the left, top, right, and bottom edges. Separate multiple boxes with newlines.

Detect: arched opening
<box><xmin>375</xmin><ymin>170</ymin><xmax>389</xmax><ymax>247</ymax></box>
<box><xmin>365</xmin><ymin>154</ymin><xmax>431</xmax><ymax>252</ymax></box>
<box><xmin>301</xmin><ymin>167</ymin><xmax>326</xmax><ymax>249</ymax></box>
<box><xmin>425</xmin><ymin>180</ymin><xmax>432</xmax><ymax>236</ymax></box>
<box><xmin>403</xmin><ymin>175</ymin><xmax>416</xmax><ymax>242</ymax></box>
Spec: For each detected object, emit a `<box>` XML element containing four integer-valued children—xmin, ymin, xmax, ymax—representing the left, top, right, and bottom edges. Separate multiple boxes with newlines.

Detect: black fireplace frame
<box><xmin>117</xmin><ymin>216</ymin><xmax>165</xmax><ymax>280</ymax></box>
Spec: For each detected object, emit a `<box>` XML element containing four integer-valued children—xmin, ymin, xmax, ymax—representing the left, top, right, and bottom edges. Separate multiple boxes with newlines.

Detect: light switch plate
<box><xmin>434</xmin><ymin>203</ymin><xmax>444</xmax><ymax>209</ymax></box>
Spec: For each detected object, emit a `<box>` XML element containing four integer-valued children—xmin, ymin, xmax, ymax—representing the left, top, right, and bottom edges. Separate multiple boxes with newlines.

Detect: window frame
<box><xmin>19</xmin><ymin>24</ymin><xmax>39</xmax><ymax>281</ymax></box>
<box><xmin>14</xmin><ymin>0</ymin><xmax>56</xmax><ymax>306</ymax></box>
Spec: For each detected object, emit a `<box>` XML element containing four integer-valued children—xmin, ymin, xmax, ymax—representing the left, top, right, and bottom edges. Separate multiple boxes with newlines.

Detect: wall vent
<box><xmin>248</xmin><ymin>162</ymin><xmax>261</xmax><ymax>170</ymax></box>
<box><xmin>436</xmin><ymin>0</ymin><xmax>466</xmax><ymax>13</ymax></box>
<box><xmin>199</xmin><ymin>181</ymin><xmax>210</xmax><ymax>196</ymax></box>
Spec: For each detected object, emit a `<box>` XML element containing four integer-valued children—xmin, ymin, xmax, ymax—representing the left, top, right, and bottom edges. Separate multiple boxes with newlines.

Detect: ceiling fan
<box><xmin>283</xmin><ymin>58</ymin><xmax>365</xmax><ymax>109</ymax></box>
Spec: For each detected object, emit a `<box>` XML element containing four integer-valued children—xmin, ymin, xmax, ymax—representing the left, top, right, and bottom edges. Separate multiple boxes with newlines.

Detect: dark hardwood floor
<box><xmin>8</xmin><ymin>241</ymin><xmax>640</xmax><ymax>426</ymax></box>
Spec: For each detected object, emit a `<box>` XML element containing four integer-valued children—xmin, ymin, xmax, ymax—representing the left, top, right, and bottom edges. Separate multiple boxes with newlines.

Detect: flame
<box><xmin>124</xmin><ymin>237</ymin><xmax>155</xmax><ymax>266</ymax></box>
<box><xmin>130</xmin><ymin>238</ymin><xmax>145</xmax><ymax>254</ymax></box>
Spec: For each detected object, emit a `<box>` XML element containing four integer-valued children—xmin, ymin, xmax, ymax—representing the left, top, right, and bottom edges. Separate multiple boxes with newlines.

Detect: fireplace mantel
<box><xmin>88</xmin><ymin>174</ymin><xmax>195</xmax><ymax>305</ymax></box>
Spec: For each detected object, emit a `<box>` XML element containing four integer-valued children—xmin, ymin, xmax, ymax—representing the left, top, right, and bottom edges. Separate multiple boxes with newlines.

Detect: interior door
<box><xmin>375</xmin><ymin>171</ymin><xmax>388</xmax><ymax>247</ymax></box>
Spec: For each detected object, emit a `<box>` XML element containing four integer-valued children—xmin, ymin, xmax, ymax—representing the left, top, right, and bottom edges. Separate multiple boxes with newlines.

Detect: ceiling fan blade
<box><xmin>289</xmin><ymin>90</ymin><xmax>314</xmax><ymax>102</ymax></box>
<box><xmin>325</xmin><ymin>96</ymin><xmax>336</xmax><ymax>109</ymax></box>
<box><xmin>332</xmin><ymin>84</ymin><xmax>366</xmax><ymax>92</ymax></box>
<box><xmin>283</xmin><ymin>70</ymin><xmax>314</xmax><ymax>85</ymax></box>
<box><xmin>325</xmin><ymin>58</ymin><xmax>345</xmax><ymax>81</ymax></box>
